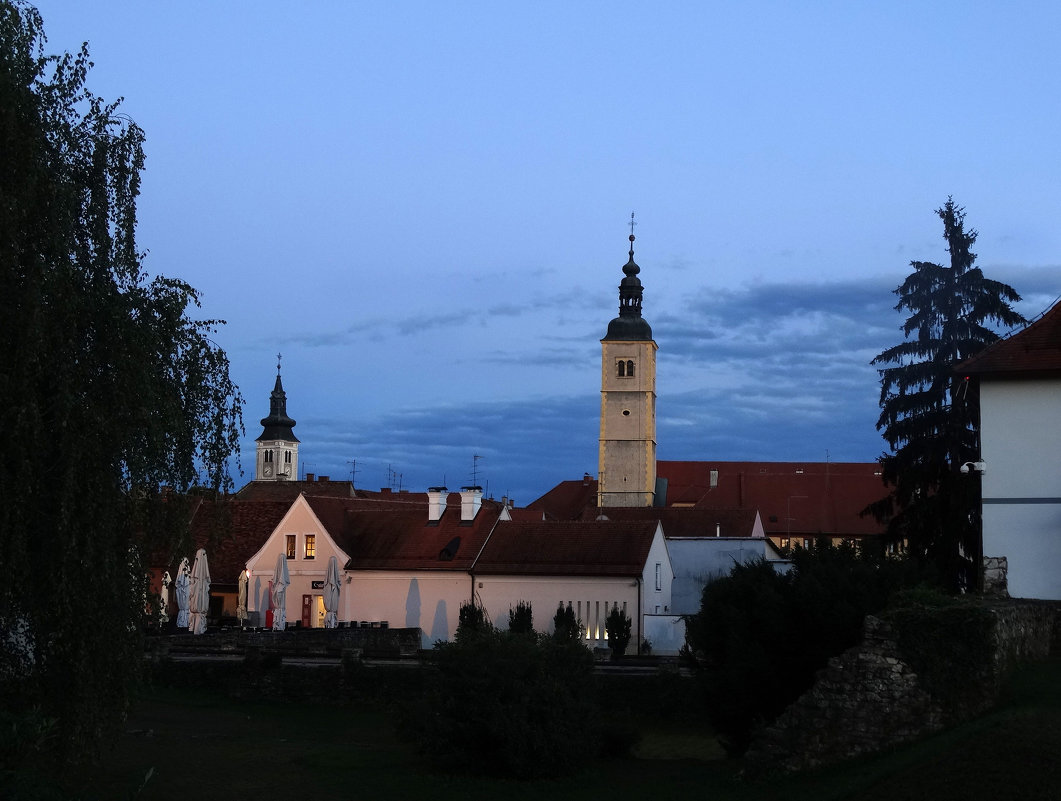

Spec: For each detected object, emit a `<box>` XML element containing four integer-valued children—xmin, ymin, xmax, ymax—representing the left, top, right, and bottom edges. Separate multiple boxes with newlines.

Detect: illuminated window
<box><xmin>304</xmin><ymin>534</ymin><xmax>316</xmax><ymax>559</ymax></box>
<box><xmin>285</xmin><ymin>534</ymin><xmax>296</xmax><ymax>559</ymax></box>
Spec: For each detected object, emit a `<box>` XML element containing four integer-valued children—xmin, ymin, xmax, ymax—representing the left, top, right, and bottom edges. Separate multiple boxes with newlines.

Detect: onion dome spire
<box><xmin>256</xmin><ymin>353</ymin><xmax>299</xmax><ymax>443</ymax></box>
<box><xmin>604</xmin><ymin>212</ymin><xmax>652</xmax><ymax>341</ymax></box>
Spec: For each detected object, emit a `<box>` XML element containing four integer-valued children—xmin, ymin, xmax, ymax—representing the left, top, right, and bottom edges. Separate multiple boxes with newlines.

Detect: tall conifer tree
<box><xmin>867</xmin><ymin>199</ymin><xmax>1024</xmax><ymax>590</ymax></box>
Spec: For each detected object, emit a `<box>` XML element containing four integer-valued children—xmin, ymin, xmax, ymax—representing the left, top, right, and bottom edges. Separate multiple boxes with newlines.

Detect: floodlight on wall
<box><xmin>960</xmin><ymin>461</ymin><xmax>986</xmax><ymax>474</ymax></box>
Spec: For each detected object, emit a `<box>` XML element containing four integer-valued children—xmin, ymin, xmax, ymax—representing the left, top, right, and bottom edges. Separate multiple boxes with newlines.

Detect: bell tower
<box><xmin>598</xmin><ymin>216</ymin><xmax>657</xmax><ymax>507</ymax></box>
<box><xmin>255</xmin><ymin>354</ymin><xmax>299</xmax><ymax>481</ymax></box>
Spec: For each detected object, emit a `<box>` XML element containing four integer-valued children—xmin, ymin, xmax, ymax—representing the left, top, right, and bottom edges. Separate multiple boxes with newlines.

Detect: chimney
<box><xmin>306</xmin><ymin>472</ymin><xmax>315</xmax><ymax>483</ymax></box>
<box><xmin>427</xmin><ymin>487</ymin><xmax>448</xmax><ymax>522</ymax></box>
<box><xmin>460</xmin><ymin>486</ymin><xmax>483</xmax><ymax>522</ymax></box>
<box><xmin>318</xmin><ymin>475</ymin><xmax>330</xmax><ymax>483</ymax></box>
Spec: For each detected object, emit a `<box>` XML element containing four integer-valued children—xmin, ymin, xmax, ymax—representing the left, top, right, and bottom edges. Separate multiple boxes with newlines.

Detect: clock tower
<box><xmin>598</xmin><ymin>220</ymin><xmax>657</xmax><ymax>507</ymax></box>
<box><xmin>255</xmin><ymin>355</ymin><xmax>299</xmax><ymax>481</ymax></box>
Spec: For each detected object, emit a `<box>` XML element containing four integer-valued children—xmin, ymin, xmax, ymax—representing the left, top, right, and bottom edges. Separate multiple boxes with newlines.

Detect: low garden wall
<box><xmin>744</xmin><ymin>600</ymin><xmax>1059</xmax><ymax>775</ymax></box>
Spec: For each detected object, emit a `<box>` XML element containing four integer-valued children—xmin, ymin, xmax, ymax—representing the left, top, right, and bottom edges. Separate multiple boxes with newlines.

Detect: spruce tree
<box><xmin>867</xmin><ymin>198</ymin><xmax>1024</xmax><ymax>591</ymax></box>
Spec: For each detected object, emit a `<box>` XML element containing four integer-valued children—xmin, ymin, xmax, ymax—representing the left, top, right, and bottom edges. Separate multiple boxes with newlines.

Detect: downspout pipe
<box><xmin>636</xmin><ymin>576</ymin><xmax>642</xmax><ymax>655</ymax></box>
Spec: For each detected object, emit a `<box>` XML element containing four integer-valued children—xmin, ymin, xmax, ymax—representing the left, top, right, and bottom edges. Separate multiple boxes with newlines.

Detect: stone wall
<box><xmin>145</xmin><ymin>625</ymin><xmax>423</xmax><ymax>660</ymax></box>
<box><xmin>744</xmin><ymin>601</ymin><xmax>1058</xmax><ymax>776</ymax></box>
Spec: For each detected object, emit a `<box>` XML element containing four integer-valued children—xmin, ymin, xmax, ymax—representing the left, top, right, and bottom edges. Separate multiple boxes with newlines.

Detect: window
<box><xmin>285</xmin><ymin>534</ymin><xmax>296</xmax><ymax>559</ymax></box>
<box><xmin>626</xmin><ymin>359</ymin><xmax>635</xmax><ymax>377</ymax></box>
<box><xmin>265</xmin><ymin>449</ymin><xmax>274</xmax><ymax>463</ymax></box>
<box><xmin>284</xmin><ymin>451</ymin><xmax>292</xmax><ymax>464</ymax></box>
<box><xmin>655</xmin><ymin>562</ymin><xmax>662</xmax><ymax>591</ymax></box>
<box><xmin>617</xmin><ymin>359</ymin><xmax>635</xmax><ymax>378</ymax></box>
<box><xmin>304</xmin><ymin>534</ymin><xmax>316</xmax><ymax>559</ymax></box>
<box><xmin>616</xmin><ymin>360</ymin><xmax>626</xmax><ymax>377</ymax></box>
<box><xmin>780</xmin><ymin>537</ymin><xmax>791</xmax><ymax>550</ymax></box>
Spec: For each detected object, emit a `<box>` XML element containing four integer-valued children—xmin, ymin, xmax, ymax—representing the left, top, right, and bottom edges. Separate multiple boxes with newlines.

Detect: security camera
<box><xmin>960</xmin><ymin>461</ymin><xmax>986</xmax><ymax>474</ymax></box>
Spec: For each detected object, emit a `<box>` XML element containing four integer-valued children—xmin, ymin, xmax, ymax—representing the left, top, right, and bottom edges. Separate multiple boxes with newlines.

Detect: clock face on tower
<box><xmin>263</xmin><ymin>465</ymin><xmax>273</xmax><ymax>477</ymax></box>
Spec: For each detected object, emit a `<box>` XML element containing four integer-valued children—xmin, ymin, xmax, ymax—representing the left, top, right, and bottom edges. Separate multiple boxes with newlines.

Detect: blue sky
<box><xmin>31</xmin><ymin>1</ymin><xmax>1061</xmax><ymax>505</ymax></box>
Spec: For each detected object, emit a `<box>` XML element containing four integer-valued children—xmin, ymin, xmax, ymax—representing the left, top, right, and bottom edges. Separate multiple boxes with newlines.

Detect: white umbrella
<box><xmin>271</xmin><ymin>552</ymin><xmax>290</xmax><ymax>631</ymax></box>
<box><xmin>188</xmin><ymin>548</ymin><xmax>211</xmax><ymax>635</ymax></box>
<box><xmin>160</xmin><ymin>571</ymin><xmax>172</xmax><ymax>624</ymax></box>
<box><xmin>323</xmin><ymin>556</ymin><xmax>341</xmax><ymax>629</ymax></box>
<box><xmin>174</xmin><ymin>558</ymin><xmax>191</xmax><ymax>629</ymax></box>
<box><xmin>237</xmin><ymin>569</ymin><xmax>248</xmax><ymax>626</ymax></box>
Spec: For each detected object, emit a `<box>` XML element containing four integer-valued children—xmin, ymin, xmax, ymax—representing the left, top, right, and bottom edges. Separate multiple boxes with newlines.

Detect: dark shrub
<box><xmin>685</xmin><ymin>541</ymin><xmax>933</xmax><ymax>755</ymax></box>
<box><xmin>508</xmin><ymin>600</ymin><xmax>533</xmax><ymax>634</ymax></box>
<box><xmin>405</xmin><ymin>630</ymin><xmax>596</xmax><ymax>778</ymax></box>
<box><xmin>605</xmin><ymin>606</ymin><xmax>631</xmax><ymax>659</ymax></box>
<box><xmin>552</xmin><ymin>602</ymin><xmax>583</xmax><ymax>641</ymax></box>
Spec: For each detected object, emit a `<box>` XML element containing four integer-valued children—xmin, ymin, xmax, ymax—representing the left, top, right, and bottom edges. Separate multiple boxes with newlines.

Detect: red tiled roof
<box><xmin>957</xmin><ymin>300</ymin><xmax>1061</xmax><ymax>377</ymax></box>
<box><xmin>473</xmin><ymin>520</ymin><xmax>659</xmax><ymax>577</ymax></box>
<box><xmin>658</xmin><ymin>461</ymin><xmax>886</xmax><ymax>538</ymax></box>
<box><xmin>530</xmin><ymin>462</ymin><xmax>886</xmax><ymax>539</ymax></box>
<box><xmin>592</xmin><ymin>506</ymin><xmax>760</xmax><ymax>538</ymax></box>
<box><xmin>234</xmin><ymin>478</ymin><xmax>354</xmax><ymax>501</ymax></box>
<box><xmin>180</xmin><ymin>498</ymin><xmax>293</xmax><ymax>588</ymax></box>
<box><xmin>527</xmin><ymin>476</ymin><xmax>598</xmax><ymax>520</ymax></box>
<box><xmin>305</xmin><ymin>493</ymin><xmax>506</xmax><ymax>572</ymax></box>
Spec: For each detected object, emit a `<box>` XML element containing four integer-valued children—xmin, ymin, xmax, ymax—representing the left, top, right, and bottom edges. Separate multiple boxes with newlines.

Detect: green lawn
<box><xmin>54</xmin><ymin>655</ymin><xmax>1061</xmax><ymax>800</ymax></box>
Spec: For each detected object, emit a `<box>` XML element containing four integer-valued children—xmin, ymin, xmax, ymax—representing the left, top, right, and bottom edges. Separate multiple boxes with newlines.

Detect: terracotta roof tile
<box><xmin>958</xmin><ymin>300</ymin><xmax>1061</xmax><ymax>377</ymax></box>
<box><xmin>474</xmin><ymin>520</ymin><xmax>659</xmax><ymax>576</ymax></box>
<box><xmin>304</xmin><ymin>493</ymin><xmax>506</xmax><ymax>572</ymax></box>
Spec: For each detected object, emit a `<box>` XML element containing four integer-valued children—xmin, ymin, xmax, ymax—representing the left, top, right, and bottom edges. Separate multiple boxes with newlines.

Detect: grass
<box><xmin>47</xmin><ymin>655</ymin><xmax>1061</xmax><ymax>800</ymax></box>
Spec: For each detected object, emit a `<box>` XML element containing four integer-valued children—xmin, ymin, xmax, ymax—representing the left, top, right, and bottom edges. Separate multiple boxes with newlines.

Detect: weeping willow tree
<box><xmin>867</xmin><ymin>199</ymin><xmax>1024</xmax><ymax>591</ymax></box>
<box><xmin>0</xmin><ymin>0</ymin><xmax>243</xmax><ymax>769</ymax></box>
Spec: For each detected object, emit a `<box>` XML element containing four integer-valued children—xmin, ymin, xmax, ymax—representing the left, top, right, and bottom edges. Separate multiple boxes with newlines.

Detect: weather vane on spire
<box><xmin>628</xmin><ymin>211</ymin><xmax>637</xmax><ymax>256</ymax></box>
<box><xmin>276</xmin><ymin>352</ymin><xmax>282</xmax><ymax>375</ymax></box>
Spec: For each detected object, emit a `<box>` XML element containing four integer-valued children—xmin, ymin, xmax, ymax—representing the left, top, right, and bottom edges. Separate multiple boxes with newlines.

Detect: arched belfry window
<box><xmin>264</xmin><ymin>450</ymin><xmax>274</xmax><ymax>463</ymax></box>
<box><xmin>617</xmin><ymin>360</ymin><xmax>626</xmax><ymax>378</ymax></box>
<box><xmin>626</xmin><ymin>360</ymin><xmax>635</xmax><ymax>377</ymax></box>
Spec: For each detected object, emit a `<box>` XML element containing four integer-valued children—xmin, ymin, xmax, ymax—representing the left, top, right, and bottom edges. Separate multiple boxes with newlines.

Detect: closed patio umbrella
<box><xmin>175</xmin><ymin>558</ymin><xmax>190</xmax><ymax>629</ymax></box>
<box><xmin>237</xmin><ymin>569</ymin><xmax>248</xmax><ymax>626</ymax></box>
<box><xmin>323</xmin><ymin>556</ymin><xmax>341</xmax><ymax>629</ymax></box>
<box><xmin>188</xmin><ymin>548</ymin><xmax>211</xmax><ymax>635</ymax></box>
<box><xmin>271</xmin><ymin>552</ymin><xmax>289</xmax><ymax>631</ymax></box>
<box><xmin>160</xmin><ymin>571</ymin><xmax>172</xmax><ymax>625</ymax></box>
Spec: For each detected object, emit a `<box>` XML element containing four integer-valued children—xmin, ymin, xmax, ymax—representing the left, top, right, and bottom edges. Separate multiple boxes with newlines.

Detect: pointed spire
<box><xmin>603</xmin><ymin>213</ymin><xmax>652</xmax><ymax>341</ymax></box>
<box><xmin>256</xmin><ymin>354</ymin><xmax>299</xmax><ymax>443</ymax></box>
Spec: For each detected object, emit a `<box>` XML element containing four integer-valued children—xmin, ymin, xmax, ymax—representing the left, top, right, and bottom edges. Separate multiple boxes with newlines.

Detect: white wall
<box><xmin>980</xmin><ymin>378</ymin><xmax>1061</xmax><ymax>600</ymax></box>
<box><xmin>343</xmin><ymin>571</ymin><xmax>471</xmax><ymax>648</ymax></box>
<box><xmin>245</xmin><ymin>497</ymin><xmax>350</xmax><ymax>626</ymax></box>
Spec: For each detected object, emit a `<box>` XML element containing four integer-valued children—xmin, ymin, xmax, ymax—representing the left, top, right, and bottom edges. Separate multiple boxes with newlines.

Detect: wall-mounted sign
<box><xmin>311</xmin><ymin>581</ymin><xmax>325</xmax><ymax>589</ymax></box>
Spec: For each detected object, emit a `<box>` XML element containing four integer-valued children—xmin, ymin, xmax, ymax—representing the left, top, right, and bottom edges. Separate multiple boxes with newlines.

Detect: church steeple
<box><xmin>255</xmin><ymin>355</ymin><xmax>299</xmax><ymax>481</ymax></box>
<box><xmin>604</xmin><ymin>214</ymin><xmax>653</xmax><ymax>342</ymax></box>
<box><xmin>598</xmin><ymin>215</ymin><xmax>657</xmax><ymax>507</ymax></box>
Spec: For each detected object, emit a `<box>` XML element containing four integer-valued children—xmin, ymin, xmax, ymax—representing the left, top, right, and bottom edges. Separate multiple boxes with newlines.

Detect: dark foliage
<box><xmin>684</xmin><ymin>542</ymin><xmax>930</xmax><ymax>755</ymax></box>
<box><xmin>552</xmin><ymin>602</ymin><xmax>583</xmax><ymax>641</ymax></box>
<box><xmin>454</xmin><ymin>601</ymin><xmax>489</xmax><ymax>642</ymax></box>
<box><xmin>605</xmin><ymin>605</ymin><xmax>632</xmax><ymax>659</ymax></box>
<box><xmin>867</xmin><ymin>199</ymin><xmax>1024</xmax><ymax>591</ymax></box>
<box><xmin>405</xmin><ymin>630</ymin><xmax>596</xmax><ymax>778</ymax></box>
<box><xmin>507</xmin><ymin>600</ymin><xmax>533</xmax><ymax>634</ymax></box>
<box><xmin>0</xmin><ymin>0</ymin><xmax>242</xmax><ymax>770</ymax></box>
